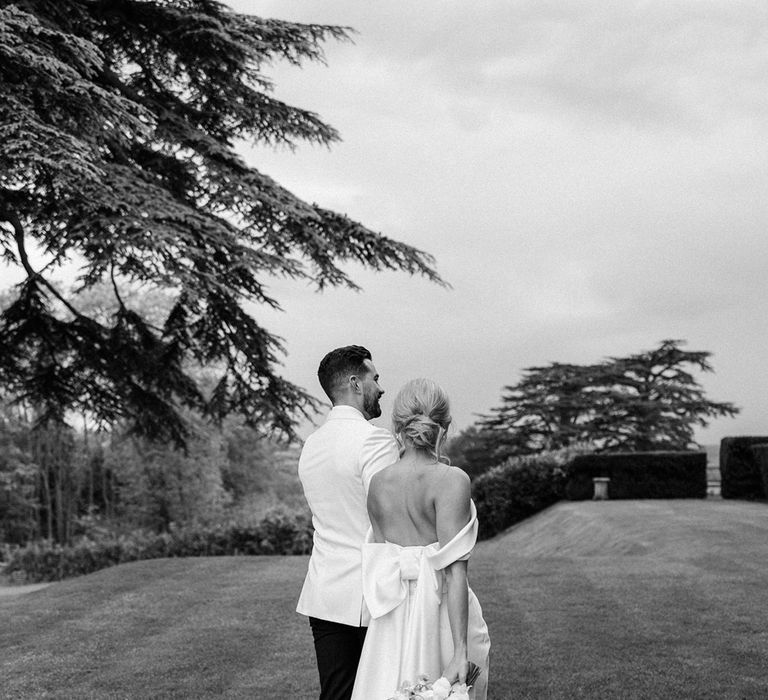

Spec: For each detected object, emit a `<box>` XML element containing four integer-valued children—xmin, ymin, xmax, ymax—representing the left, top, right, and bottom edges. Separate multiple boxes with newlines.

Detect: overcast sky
<box><xmin>224</xmin><ymin>0</ymin><xmax>767</xmax><ymax>444</ymax></box>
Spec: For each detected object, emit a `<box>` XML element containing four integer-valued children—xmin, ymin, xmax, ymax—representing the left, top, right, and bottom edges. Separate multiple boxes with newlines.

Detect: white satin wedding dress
<box><xmin>351</xmin><ymin>501</ymin><xmax>490</xmax><ymax>700</ymax></box>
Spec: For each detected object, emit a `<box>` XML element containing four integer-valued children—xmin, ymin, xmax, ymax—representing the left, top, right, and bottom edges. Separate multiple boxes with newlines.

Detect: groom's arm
<box><xmin>359</xmin><ymin>428</ymin><xmax>399</xmax><ymax>495</ymax></box>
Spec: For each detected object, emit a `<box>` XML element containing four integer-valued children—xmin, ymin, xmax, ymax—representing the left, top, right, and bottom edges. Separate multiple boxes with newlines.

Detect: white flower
<box><xmin>449</xmin><ymin>683</ymin><xmax>470</xmax><ymax>700</ymax></box>
<box><xmin>431</xmin><ymin>677</ymin><xmax>452</xmax><ymax>699</ymax></box>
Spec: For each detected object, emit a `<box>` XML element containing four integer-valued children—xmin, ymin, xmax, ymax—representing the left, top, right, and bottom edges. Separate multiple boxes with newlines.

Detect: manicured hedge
<box><xmin>472</xmin><ymin>448</ymin><xmax>582</xmax><ymax>540</ymax></box>
<box><xmin>753</xmin><ymin>445</ymin><xmax>768</xmax><ymax>500</ymax></box>
<box><xmin>564</xmin><ymin>451</ymin><xmax>707</xmax><ymax>500</ymax></box>
<box><xmin>720</xmin><ymin>437</ymin><xmax>768</xmax><ymax>500</ymax></box>
<box><xmin>2</xmin><ymin>509</ymin><xmax>313</xmax><ymax>583</ymax></box>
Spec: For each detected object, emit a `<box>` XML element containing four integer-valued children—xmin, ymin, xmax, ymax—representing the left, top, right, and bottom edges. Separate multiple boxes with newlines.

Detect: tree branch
<box><xmin>110</xmin><ymin>262</ymin><xmax>127</xmax><ymax>313</ymax></box>
<box><xmin>0</xmin><ymin>205</ymin><xmax>85</xmax><ymax>320</ymax></box>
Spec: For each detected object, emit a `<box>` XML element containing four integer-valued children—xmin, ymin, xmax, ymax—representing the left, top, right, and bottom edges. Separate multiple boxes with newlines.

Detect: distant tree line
<box><xmin>0</xmin><ymin>400</ymin><xmax>305</xmax><ymax>548</ymax></box>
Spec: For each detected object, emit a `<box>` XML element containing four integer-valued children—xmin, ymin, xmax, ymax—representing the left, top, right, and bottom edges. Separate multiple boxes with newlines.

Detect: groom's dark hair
<box><xmin>318</xmin><ymin>345</ymin><xmax>372</xmax><ymax>401</ymax></box>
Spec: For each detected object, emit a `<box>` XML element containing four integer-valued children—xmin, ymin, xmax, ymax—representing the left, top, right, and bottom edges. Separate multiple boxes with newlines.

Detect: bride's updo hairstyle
<box><xmin>392</xmin><ymin>378</ymin><xmax>451</xmax><ymax>463</ymax></box>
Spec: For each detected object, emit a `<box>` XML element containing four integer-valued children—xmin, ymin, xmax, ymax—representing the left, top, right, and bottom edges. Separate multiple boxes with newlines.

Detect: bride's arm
<box><xmin>435</xmin><ymin>468</ymin><xmax>472</xmax><ymax>684</ymax></box>
<box><xmin>442</xmin><ymin>559</ymin><xmax>469</xmax><ymax>684</ymax></box>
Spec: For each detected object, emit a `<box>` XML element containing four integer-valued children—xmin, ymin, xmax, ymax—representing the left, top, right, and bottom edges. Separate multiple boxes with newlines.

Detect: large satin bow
<box><xmin>361</xmin><ymin>501</ymin><xmax>479</xmax><ymax>620</ymax></box>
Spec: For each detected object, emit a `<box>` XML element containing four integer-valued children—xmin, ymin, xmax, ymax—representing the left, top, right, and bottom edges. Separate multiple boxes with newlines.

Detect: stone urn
<box><xmin>592</xmin><ymin>477</ymin><xmax>610</xmax><ymax>500</ymax></box>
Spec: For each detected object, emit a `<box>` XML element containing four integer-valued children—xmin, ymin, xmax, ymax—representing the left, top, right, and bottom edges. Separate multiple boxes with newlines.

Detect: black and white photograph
<box><xmin>2</xmin><ymin>1</ymin><xmax>767</xmax><ymax>698</ymax></box>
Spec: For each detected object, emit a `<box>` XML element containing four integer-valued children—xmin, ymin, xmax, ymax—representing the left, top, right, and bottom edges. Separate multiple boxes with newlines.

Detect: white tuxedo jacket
<box><xmin>296</xmin><ymin>405</ymin><xmax>399</xmax><ymax>626</ymax></box>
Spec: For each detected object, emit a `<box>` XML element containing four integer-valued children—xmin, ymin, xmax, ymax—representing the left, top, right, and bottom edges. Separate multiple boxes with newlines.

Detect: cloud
<box><xmin>242</xmin><ymin>0</ymin><xmax>768</xmax><ymax>131</ymax></box>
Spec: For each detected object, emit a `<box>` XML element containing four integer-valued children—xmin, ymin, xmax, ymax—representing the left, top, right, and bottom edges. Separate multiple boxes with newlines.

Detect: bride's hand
<box><xmin>442</xmin><ymin>652</ymin><xmax>469</xmax><ymax>685</ymax></box>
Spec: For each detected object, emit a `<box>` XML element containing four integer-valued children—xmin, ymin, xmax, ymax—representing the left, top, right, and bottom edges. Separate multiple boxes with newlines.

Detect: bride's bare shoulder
<box><xmin>429</xmin><ymin>464</ymin><xmax>470</xmax><ymax>497</ymax></box>
<box><xmin>432</xmin><ymin>466</ymin><xmax>471</xmax><ymax>538</ymax></box>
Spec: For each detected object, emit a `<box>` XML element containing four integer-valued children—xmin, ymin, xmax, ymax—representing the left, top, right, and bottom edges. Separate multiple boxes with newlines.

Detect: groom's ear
<box><xmin>349</xmin><ymin>375</ymin><xmax>362</xmax><ymax>393</ymax></box>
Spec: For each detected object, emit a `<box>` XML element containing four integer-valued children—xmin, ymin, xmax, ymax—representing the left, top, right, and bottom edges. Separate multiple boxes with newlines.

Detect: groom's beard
<box><xmin>363</xmin><ymin>391</ymin><xmax>382</xmax><ymax>419</ymax></box>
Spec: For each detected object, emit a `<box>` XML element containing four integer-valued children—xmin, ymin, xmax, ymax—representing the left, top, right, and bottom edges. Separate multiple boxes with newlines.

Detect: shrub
<box><xmin>720</xmin><ymin>437</ymin><xmax>768</xmax><ymax>500</ymax></box>
<box><xmin>472</xmin><ymin>447</ymin><xmax>584</xmax><ymax>540</ymax></box>
<box><xmin>2</xmin><ymin>507</ymin><xmax>313</xmax><ymax>583</ymax></box>
<box><xmin>564</xmin><ymin>451</ymin><xmax>707</xmax><ymax>500</ymax></box>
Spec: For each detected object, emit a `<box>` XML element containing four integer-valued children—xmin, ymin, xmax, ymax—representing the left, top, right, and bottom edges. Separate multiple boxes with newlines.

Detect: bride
<box><xmin>351</xmin><ymin>378</ymin><xmax>491</xmax><ymax>699</ymax></box>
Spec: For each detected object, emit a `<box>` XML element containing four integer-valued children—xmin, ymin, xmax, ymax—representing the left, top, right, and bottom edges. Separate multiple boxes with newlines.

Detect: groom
<box><xmin>297</xmin><ymin>345</ymin><xmax>400</xmax><ymax>700</ymax></box>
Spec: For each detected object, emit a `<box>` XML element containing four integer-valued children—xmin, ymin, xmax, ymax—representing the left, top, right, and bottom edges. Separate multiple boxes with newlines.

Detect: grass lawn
<box><xmin>3</xmin><ymin>499</ymin><xmax>768</xmax><ymax>699</ymax></box>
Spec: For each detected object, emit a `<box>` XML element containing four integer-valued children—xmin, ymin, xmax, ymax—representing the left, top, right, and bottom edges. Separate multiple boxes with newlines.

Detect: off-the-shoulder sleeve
<box><xmin>426</xmin><ymin>501</ymin><xmax>478</xmax><ymax>571</ymax></box>
<box><xmin>360</xmin><ymin>427</ymin><xmax>399</xmax><ymax>495</ymax></box>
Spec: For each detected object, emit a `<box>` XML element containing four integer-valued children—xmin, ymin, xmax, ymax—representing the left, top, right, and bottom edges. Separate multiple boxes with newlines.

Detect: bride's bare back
<box><xmin>367</xmin><ymin>458</ymin><xmax>471</xmax><ymax>547</ymax></box>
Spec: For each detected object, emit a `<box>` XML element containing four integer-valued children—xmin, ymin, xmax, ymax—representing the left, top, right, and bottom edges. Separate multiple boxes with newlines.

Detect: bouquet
<box><xmin>387</xmin><ymin>663</ymin><xmax>481</xmax><ymax>700</ymax></box>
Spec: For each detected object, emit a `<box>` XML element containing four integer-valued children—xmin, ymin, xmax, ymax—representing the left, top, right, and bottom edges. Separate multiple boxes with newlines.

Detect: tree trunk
<box><xmin>55</xmin><ymin>457</ymin><xmax>64</xmax><ymax>544</ymax></box>
<box><xmin>84</xmin><ymin>413</ymin><xmax>94</xmax><ymax>513</ymax></box>
<box><xmin>40</xmin><ymin>467</ymin><xmax>53</xmax><ymax>540</ymax></box>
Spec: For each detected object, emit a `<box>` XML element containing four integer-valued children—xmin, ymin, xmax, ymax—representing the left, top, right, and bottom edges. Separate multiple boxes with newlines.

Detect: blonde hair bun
<box><xmin>392</xmin><ymin>378</ymin><xmax>451</xmax><ymax>461</ymax></box>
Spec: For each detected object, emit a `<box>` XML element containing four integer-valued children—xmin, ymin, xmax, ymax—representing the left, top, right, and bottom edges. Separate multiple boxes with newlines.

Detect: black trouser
<box><xmin>309</xmin><ymin>617</ymin><xmax>367</xmax><ymax>700</ymax></box>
